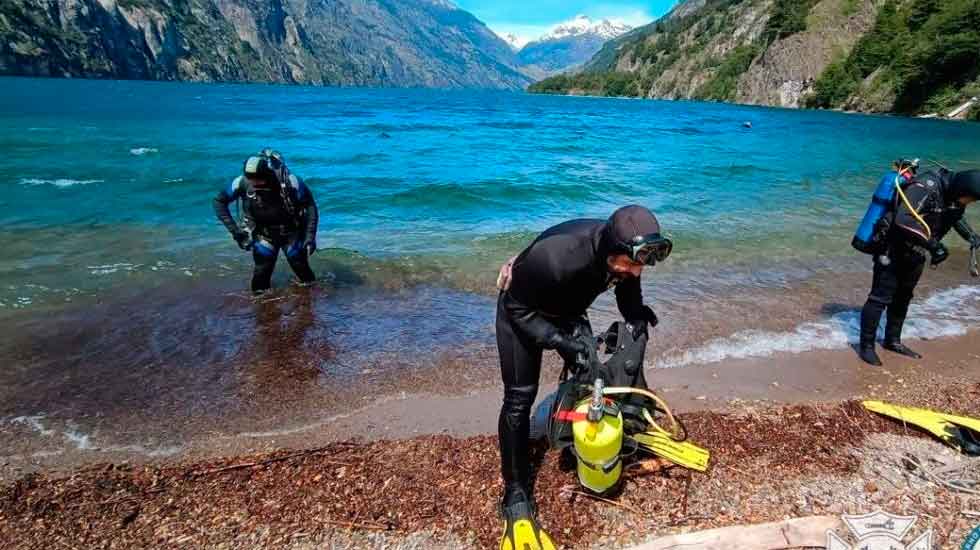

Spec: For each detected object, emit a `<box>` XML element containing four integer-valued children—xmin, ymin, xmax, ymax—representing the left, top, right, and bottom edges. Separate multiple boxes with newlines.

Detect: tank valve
<box><xmin>588</xmin><ymin>378</ymin><xmax>605</xmax><ymax>422</ymax></box>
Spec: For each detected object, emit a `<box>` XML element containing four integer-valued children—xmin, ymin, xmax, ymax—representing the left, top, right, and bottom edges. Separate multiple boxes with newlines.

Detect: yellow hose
<box><xmin>894</xmin><ymin>167</ymin><xmax>932</xmax><ymax>240</ymax></box>
<box><xmin>594</xmin><ymin>386</ymin><xmax>682</xmax><ymax>440</ymax></box>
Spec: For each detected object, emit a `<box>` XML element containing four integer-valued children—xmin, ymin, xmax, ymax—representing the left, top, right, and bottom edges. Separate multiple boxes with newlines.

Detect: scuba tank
<box><xmin>852</xmin><ymin>160</ymin><xmax>917</xmax><ymax>255</ymax></box>
<box><xmin>571</xmin><ymin>379</ymin><xmax>624</xmax><ymax>494</ymax></box>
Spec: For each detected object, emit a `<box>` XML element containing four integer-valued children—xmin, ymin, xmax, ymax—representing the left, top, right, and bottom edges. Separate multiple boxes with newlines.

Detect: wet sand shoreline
<box><xmin>3</xmin><ymin>329</ymin><xmax>978</xmax><ymax>478</ymax></box>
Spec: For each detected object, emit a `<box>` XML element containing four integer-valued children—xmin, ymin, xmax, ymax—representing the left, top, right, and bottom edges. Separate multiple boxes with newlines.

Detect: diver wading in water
<box><xmin>494</xmin><ymin>205</ymin><xmax>667</xmax><ymax>550</ymax></box>
<box><xmin>213</xmin><ymin>150</ymin><xmax>319</xmax><ymax>292</ymax></box>
<box><xmin>853</xmin><ymin>162</ymin><xmax>980</xmax><ymax>366</ymax></box>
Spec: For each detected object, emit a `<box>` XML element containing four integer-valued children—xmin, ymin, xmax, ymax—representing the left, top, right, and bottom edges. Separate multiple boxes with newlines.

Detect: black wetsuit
<box><xmin>497</xmin><ymin>219</ymin><xmax>657</xmax><ymax>504</ymax></box>
<box><xmin>213</xmin><ymin>174</ymin><xmax>318</xmax><ymax>292</ymax></box>
<box><xmin>860</xmin><ymin>170</ymin><xmax>976</xmax><ymax>346</ymax></box>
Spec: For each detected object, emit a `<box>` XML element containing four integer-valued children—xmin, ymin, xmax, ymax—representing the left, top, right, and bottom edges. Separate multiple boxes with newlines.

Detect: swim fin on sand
<box><xmin>863</xmin><ymin>400</ymin><xmax>980</xmax><ymax>455</ymax></box>
<box><xmin>499</xmin><ymin>501</ymin><xmax>556</xmax><ymax>550</ymax></box>
<box><xmin>631</xmin><ymin>430</ymin><xmax>711</xmax><ymax>472</ymax></box>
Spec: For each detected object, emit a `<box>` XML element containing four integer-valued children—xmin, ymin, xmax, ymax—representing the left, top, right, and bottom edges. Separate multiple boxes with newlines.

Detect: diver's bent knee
<box><xmin>502</xmin><ymin>384</ymin><xmax>538</xmax><ymax>411</ymax></box>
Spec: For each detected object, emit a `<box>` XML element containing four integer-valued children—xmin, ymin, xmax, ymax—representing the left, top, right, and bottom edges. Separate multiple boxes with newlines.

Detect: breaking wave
<box><xmin>658</xmin><ymin>285</ymin><xmax>980</xmax><ymax>368</ymax></box>
<box><xmin>19</xmin><ymin>178</ymin><xmax>103</xmax><ymax>188</ymax></box>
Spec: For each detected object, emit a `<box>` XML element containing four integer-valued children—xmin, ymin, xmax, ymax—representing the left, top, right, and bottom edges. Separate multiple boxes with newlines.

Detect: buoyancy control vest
<box><xmin>234</xmin><ymin>174</ymin><xmax>305</xmax><ymax>232</ymax></box>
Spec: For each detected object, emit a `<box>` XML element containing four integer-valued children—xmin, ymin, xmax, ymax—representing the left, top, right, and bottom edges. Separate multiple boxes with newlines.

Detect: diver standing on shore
<box><xmin>494</xmin><ymin>205</ymin><xmax>667</xmax><ymax>550</ymax></box>
<box><xmin>213</xmin><ymin>150</ymin><xmax>319</xmax><ymax>292</ymax></box>
<box><xmin>856</xmin><ymin>165</ymin><xmax>980</xmax><ymax>366</ymax></box>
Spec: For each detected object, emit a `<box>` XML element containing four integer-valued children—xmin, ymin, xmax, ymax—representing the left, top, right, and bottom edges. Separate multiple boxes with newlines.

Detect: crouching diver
<box><xmin>213</xmin><ymin>150</ymin><xmax>319</xmax><ymax>292</ymax></box>
<box><xmin>495</xmin><ymin>205</ymin><xmax>668</xmax><ymax>550</ymax></box>
<box><xmin>858</xmin><ymin>167</ymin><xmax>980</xmax><ymax>366</ymax></box>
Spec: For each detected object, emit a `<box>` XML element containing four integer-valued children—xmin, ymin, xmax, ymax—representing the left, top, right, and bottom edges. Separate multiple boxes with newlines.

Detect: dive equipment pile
<box><xmin>549</xmin><ymin>321</ymin><xmax>710</xmax><ymax>496</ymax></box>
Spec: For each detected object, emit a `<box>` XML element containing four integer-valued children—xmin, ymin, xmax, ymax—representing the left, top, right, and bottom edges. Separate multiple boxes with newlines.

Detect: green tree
<box><xmin>698</xmin><ymin>44</ymin><xmax>762</xmax><ymax>100</ymax></box>
<box><xmin>848</xmin><ymin>2</ymin><xmax>905</xmax><ymax>78</ymax></box>
<box><xmin>805</xmin><ymin>59</ymin><xmax>857</xmax><ymax>108</ymax></box>
<box><xmin>906</xmin><ymin>0</ymin><xmax>940</xmax><ymax>30</ymax></box>
<box><xmin>808</xmin><ymin>0</ymin><xmax>980</xmax><ymax>114</ymax></box>
<box><xmin>763</xmin><ymin>0</ymin><xmax>820</xmax><ymax>44</ymax></box>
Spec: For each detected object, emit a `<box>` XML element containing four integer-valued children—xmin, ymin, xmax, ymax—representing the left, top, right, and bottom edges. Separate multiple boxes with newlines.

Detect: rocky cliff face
<box><xmin>624</xmin><ymin>0</ymin><xmax>771</xmax><ymax>100</ymax></box>
<box><xmin>530</xmin><ymin>0</ymin><xmax>979</xmax><ymax>119</ymax></box>
<box><xmin>0</xmin><ymin>0</ymin><xmax>531</xmax><ymax>89</ymax></box>
<box><xmin>736</xmin><ymin>0</ymin><xmax>879</xmax><ymax>108</ymax></box>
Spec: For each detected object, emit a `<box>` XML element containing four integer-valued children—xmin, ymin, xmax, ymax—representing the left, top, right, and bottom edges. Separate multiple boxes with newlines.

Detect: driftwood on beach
<box><xmin>634</xmin><ymin>515</ymin><xmax>841</xmax><ymax>549</ymax></box>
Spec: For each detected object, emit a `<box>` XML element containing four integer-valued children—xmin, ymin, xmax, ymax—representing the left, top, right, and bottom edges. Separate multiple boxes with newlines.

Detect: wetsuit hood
<box><xmin>949</xmin><ymin>170</ymin><xmax>980</xmax><ymax>202</ymax></box>
<box><xmin>599</xmin><ymin>205</ymin><xmax>662</xmax><ymax>258</ymax></box>
<box><xmin>244</xmin><ymin>150</ymin><xmax>290</xmax><ymax>191</ymax></box>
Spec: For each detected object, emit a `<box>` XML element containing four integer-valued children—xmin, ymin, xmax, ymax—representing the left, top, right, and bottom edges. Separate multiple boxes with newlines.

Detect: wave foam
<box><xmin>19</xmin><ymin>178</ymin><xmax>103</xmax><ymax>188</ymax></box>
<box><xmin>64</xmin><ymin>425</ymin><xmax>94</xmax><ymax>450</ymax></box>
<box><xmin>88</xmin><ymin>263</ymin><xmax>141</xmax><ymax>275</ymax></box>
<box><xmin>130</xmin><ymin>147</ymin><xmax>158</xmax><ymax>156</ymax></box>
<box><xmin>659</xmin><ymin>285</ymin><xmax>980</xmax><ymax>368</ymax></box>
<box><xmin>3</xmin><ymin>415</ymin><xmax>183</xmax><ymax>457</ymax></box>
<box><xmin>9</xmin><ymin>415</ymin><xmax>56</xmax><ymax>437</ymax></box>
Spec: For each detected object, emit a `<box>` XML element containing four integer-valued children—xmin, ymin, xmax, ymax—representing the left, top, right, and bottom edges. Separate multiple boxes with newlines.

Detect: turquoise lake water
<box><xmin>3</xmin><ymin>77</ymin><xmax>979</xmax><ymax>306</ymax></box>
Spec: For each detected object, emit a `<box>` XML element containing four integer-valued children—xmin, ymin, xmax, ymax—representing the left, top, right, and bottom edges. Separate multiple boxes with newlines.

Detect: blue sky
<box><xmin>455</xmin><ymin>0</ymin><xmax>679</xmax><ymax>42</ymax></box>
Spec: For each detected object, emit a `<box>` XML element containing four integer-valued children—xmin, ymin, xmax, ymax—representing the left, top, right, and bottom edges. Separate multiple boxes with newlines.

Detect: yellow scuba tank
<box><xmin>571</xmin><ymin>379</ymin><xmax>624</xmax><ymax>494</ymax></box>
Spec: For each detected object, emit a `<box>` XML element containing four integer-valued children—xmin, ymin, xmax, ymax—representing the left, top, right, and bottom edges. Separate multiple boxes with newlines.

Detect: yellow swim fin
<box><xmin>499</xmin><ymin>501</ymin><xmax>556</xmax><ymax>550</ymax></box>
<box><xmin>862</xmin><ymin>400</ymin><xmax>980</xmax><ymax>455</ymax></box>
<box><xmin>632</xmin><ymin>430</ymin><xmax>710</xmax><ymax>472</ymax></box>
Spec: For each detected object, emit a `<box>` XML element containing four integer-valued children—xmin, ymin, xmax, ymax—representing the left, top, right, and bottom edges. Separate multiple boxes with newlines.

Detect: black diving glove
<box><xmin>233</xmin><ymin>230</ymin><xmax>252</xmax><ymax>251</ymax></box>
<box><xmin>928</xmin><ymin>240</ymin><xmax>949</xmax><ymax>267</ymax></box>
<box><xmin>548</xmin><ymin>332</ymin><xmax>589</xmax><ymax>370</ymax></box>
<box><xmin>641</xmin><ymin>305</ymin><xmax>659</xmax><ymax>329</ymax></box>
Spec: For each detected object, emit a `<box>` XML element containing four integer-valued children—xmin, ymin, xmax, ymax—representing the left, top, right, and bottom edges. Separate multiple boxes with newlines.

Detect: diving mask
<box><xmin>627</xmin><ymin>234</ymin><xmax>673</xmax><ymax>266</ymax></box>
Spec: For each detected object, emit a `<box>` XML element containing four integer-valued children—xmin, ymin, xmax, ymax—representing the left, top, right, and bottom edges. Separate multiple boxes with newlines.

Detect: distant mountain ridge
<box><xmin>0</xmin><ymin>0</ymin><xmax>531</xmax><ymax>89</ymax></box>
<box><xmin>513</xmin><ymin>15</ymin><xmax>633</xmax><ymax>77</ymax></box>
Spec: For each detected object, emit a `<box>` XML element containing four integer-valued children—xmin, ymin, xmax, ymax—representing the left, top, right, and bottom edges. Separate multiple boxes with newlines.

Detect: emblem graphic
<box><xmin>827</xmin><ymin>510</ymin><xmax>932</xmax><ymax>550</ymax></box>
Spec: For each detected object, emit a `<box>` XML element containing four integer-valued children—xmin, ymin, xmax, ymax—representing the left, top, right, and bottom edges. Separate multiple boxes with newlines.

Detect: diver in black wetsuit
<box><xmin>213</xmin><ymin>150</ymin><xmax>319</xmax><ymax>292</ymax></box>
<box><xmin>858</xmin><ymin>169</ymin><xmax>980</xmax><ymax>366</ymax></box>
<box><xmin>493</xmin><ymin>205</ymin><xmax>668</xmax><ymax>534</ymax></box>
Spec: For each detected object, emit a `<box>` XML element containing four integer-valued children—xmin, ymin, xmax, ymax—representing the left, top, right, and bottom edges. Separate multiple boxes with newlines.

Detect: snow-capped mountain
<box><xmin>542</xmin><ymin>15</ymin><xmax>632</xmax><ymax>41</ymax></box>
<box><xmin>515</xmin><ymin>16</ymin><xmax>633</xmax><ymax>77</ymax></box>
<box><xmin>498</xmin><ymin>33</ymin><xmax>530</xmax><ymax>52</ymax></box>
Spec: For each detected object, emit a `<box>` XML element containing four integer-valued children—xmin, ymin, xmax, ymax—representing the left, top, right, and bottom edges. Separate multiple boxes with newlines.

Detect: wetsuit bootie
<box><xmin>883</xmin><ymin>341</ymin><xmax>922</xmax><ymax>359</ymax></box>
<box><xmin>499</xmin><ymin>495</ymin><xmax>556</xmax><ymax>550</ymax></box>
<box><xmin>883</xmin><ymin>316</ymin><xmax>921</xmax><ymax>359</ymax></box>
<box><xmin>858</xmin><ymin>344</ymin><xmax>883</xmax><ymax>367</ymax></box>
